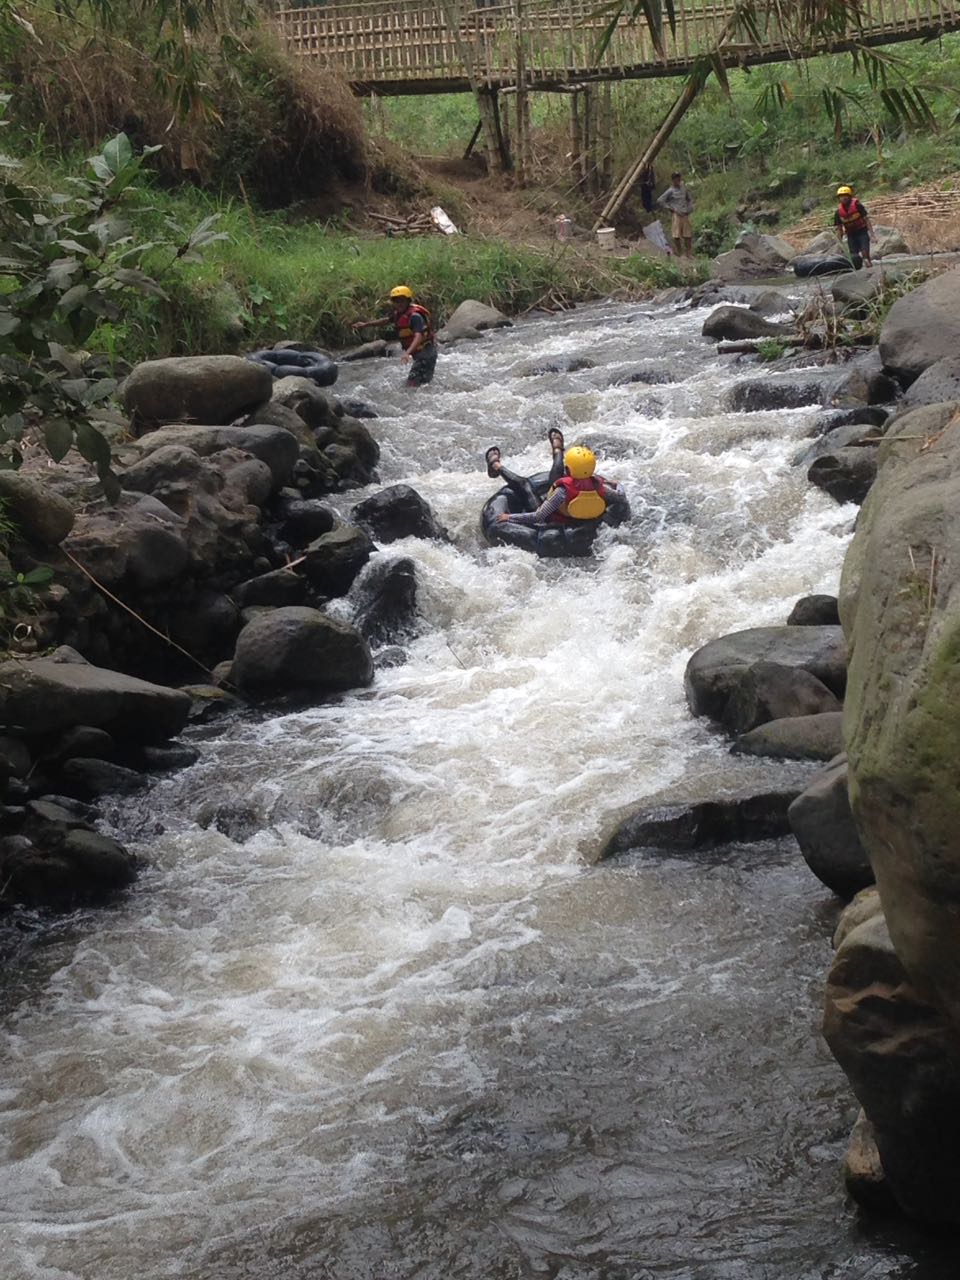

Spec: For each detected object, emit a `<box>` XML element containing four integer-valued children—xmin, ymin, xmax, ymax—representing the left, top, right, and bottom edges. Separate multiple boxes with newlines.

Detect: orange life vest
<box><xmin>549</xmin><ymin>474</ymin><xmax>607</xmax><ymax>522</ymax></box>
<box><xmin>837</xmin><ymin>199</ymin><xmax>868</xmax><ymax>234</ymax></box>
<box><xmin>394</xmin><ymin>302</ymin><xmax>435</xmax><ymax>351</ymax></box>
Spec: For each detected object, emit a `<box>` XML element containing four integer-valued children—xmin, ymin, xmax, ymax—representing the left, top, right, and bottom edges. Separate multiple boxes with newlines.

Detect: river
<box><xmin>2</xmin><ymin>298</ymin><xmax>957</xmax><ymax>1279</ymax></box>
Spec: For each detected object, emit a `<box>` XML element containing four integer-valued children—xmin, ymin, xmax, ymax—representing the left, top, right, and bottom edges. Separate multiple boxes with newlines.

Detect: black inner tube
<box><xmin>480</xmin><ymin>472</ymin><xmax>629</xmax><ymax>559</ymax></box>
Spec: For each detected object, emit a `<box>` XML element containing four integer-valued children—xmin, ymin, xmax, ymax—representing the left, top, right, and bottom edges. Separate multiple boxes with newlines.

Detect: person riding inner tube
<box><xmin>480</xmin><ymin>431</ymin><xmax>628</xmax><ymax>558</ymax></box>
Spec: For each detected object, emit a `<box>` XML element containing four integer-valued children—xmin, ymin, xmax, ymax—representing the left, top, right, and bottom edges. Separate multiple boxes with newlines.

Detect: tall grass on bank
<box><xmin>95</xmin><ymin>186</ymin><xmax>700</xmax><ymax>361</ymax></box>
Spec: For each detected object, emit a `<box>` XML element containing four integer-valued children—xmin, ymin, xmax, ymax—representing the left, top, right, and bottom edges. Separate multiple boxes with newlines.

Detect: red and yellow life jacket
<box><xmin>837</xmin><ymin>199</ymin><xmax>868</xmax><ymax>234</ymax></box>
<box><xmin>549</xmin><ymin>474</ymin><xmax>607</xmax><ymax>522</ymax></box>
<box><xmin>394</xmin><ymin>302</ymin><xmax>435</xmax><ymax>351</ymax></box>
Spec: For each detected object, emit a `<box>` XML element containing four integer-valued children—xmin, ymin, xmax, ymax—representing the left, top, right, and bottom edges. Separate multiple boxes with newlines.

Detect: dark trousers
<box><xmin>498</xmin><ymin>450</ymin><xmax>564</xmax><ymax>512</ymax></box>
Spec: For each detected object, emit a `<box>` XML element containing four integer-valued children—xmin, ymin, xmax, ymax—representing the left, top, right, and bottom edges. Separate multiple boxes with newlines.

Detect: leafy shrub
<box><xmin>0</xmin><ymin>127</ymin><xmax>225</xmax><ymax>493</ymax></box>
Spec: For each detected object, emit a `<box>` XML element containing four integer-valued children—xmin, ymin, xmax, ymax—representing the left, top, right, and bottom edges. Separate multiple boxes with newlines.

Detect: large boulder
<box><xmin>828</xmin><ymin>349</ymin><xmax>899</xmax><ymax>407</ymax></box>
<box><xmin>298</xmin><ymin>525</ymin><xmax>374</xmax><ymax>596</ymax></box>
<box><xmin>807</xmin><ymin>447</ymin><xmax>879</xmax><ymax>505</ymax></box>
<box><xmin>268</xmin><ymin>376</ymin><xmax>340</xmax><ymax>430</ymax></box>
<box><xmin>802</xmin><ymin>229</ymin><xmax>838</xmax><ymax>256</ymax></box>
<box><xmin>350</xmin><ymin>484</ymin><xmax>446</xmax><ymax>542</ymax></box>
<box><xmin>0</xmin><ymin>657</ymin><xmax>190</xmax><ymax>741</ymax></box>
<box><xmin>0</xmin><ymin>825</ymin><xmax>137</xmax><ymax>909</ymax></box>
<box><xmin>879</xmin><ymin>265</ymin><xmax>960</xmax><ymax>386</ymax></box>
<box><xmin>230</xmin><ymin>606</ymin><xmax>373</xmax><ymax>699</ymax></box>
<box><xmin>899</xmin><ymin>355</ymin><xmax>960</xmax><ymax>412</ymax></box>
<box><xmin>438</xmin><ymin>300</ymin><xmax>512</xmax><ymax>344</ymax></box>
<box><xmin>712</xmin><ymin>231</ymin><xmax>796</xmax><ymax>282</ymax></box>
<box><xmin>726</xmin><ymin>376</ymin><xmax>829</xmax><ymax>413</ymax></box>
<box><xmin>788</xmin><ymin>756</ymin><xmax>873</xmax><ymax>899</ymax></box>
<box><xmin>341</xmin><ymin>338</ymin><xmax>389</xmax><ymax>362</ymax></box>
<box><xmin>831</xmin><ymin>264</ymin><xmax>912</xmax><ymax>317</ymax></box>
<box><xmin>871</xmin><ymin>225</ymin><xmax>910</xmax><ymax>257</ymax></box>
<box><xmin>131</xmin><ymin>424</ymin><xmax>299</xmax><ymax>490</ymax></box>
<box><xmin>352</xmin><ymin>556</ymin><xmax>418</xmax><ymax>644</ymax></box>
<box><xmin>721</xmin><ymin>660</ymin><xmax>840</xmax><ymax>734</ymax></box>
<box><xmin>684</xmin><ymin>625</ymin><xmax>847</xmax><ymax>724</ymax></box>
<box><xmin>824</xmin><ymin>907</ymin><xmax>960</xmax><ymax>1223</ymax></box>
<box><xmin>700</xmin><ymin>305</ymin><xmax>789</xmax><ymax>342</ymax></box>
<box><xmin>122</xmin><ymin>355</ymin><xmax>272</xmax><ymax>426</ymax></box>
<box><xmin>0</xmin><ymin>473</ymin><xmax>74</xmax><ymax>546</ymax></box>
<box><xmin>600</xmin><ymin>780</ymin><xmax>808</xmax><ymax>858</ymax></box>
<box><xmin>787</xmin><ymin>595</ymin><xmax>840</xmax><ymax>626</ymax></box>
<box><xmin>732</xmin><ymin>711</ymin><xmax>844</xmax><ymax>762</ymax></box>
<box><xmin>840</xmin><ymin>397</ymin><xmax>960</xmax><ymax>1027</ymax></box>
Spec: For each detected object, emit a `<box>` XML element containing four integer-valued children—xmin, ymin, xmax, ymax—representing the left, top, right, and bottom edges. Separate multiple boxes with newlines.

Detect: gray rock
<box><xmin>748</xmin><ymin>289</ymin><xmax>792</xmax><ymax>317</ymax></box>
<box><xmin>824</xmin><ymin>907</ymin><xmax>960</xmax><ymax>1223</ymax></box>
<box><xmin>341</xmin><ymin>339</ymin><xmax>389</xmax><ymax>361</ymax></box>
<box><xmin>828</xmin><ymin>350</ymin><xmax>899</xmax><ymax>407</ymax></box>
<box><xmin>722</xmin><ymin>661</ymin><xmax>841</xmax><ymax>734</ymax></box>
<box><xmin>701</xmin><ymin>305</ymin><xmax>789</xmax><ymax>341</ymax></box>
<box><xmin>438</xmin><ymin>300</ymin><xmax>512</xmax><ymax>344</ymax></box>
<box><xmin>273</xmin><ymin>496</ymin><xmax>336</xmax><ymax>547</ymax></box>
<box><xmin>879</xmin><ymin>265</ymin><xmax>960</xmax><ymax>385</ymax></box>
<box><xmin>787</xmin><ymin>594</ymin><xmax>840</xmax><ymax>626</ymax></box>
<box><xmin>871</xmin><ymin>225</ymin><xmax>910</xmax><ymax>256</ymax></box>
<box><xmin>0</xmin><ymin>473</ymin><xmax>74</xmax><ymax>546</ymax></box>
<box><xmin>50</xmin><ymin>725</ymin><xmax>115</xmax><ymax>763</ymax></box>
<box><xmin>119</xmin><ymin>444</ymin><xmax>204</xmax><ymax>494</ymax></box>
<box><xmin>0</xmin><ymin>657</ymin><xmax>190</xmax><ymax>741</ymax></box>
<box><xmin>132</xmin><ymin>424</ymin><xmax>299</xmax><ymax>490</ymax></box>
<box><xmin>732</xmin><ymin>712</ymin><xmax>844</xmax><ymax>761</ymax></box>
<box><xmin>712</xmin><ymin>231</ymin><xmax>796</xmax><ymax>282</ymax></box>
<box><xmin>241</xmin><ymin>400</ymin><xmax>317</xmax><ymax>444</ymax></box>
<box><xmin>299</xmin><ymin>526</ymin><xmax>374</xmax><ymax>596</ymax></box>
<box><xmin>352</xmin><ymin>556</ymin><xmax>418</xmax><ymax>644</ymax></box>
<box><xmin>59</xmin><ymin>758</ymin><xmax>146</xmax><ymax>799</ymax></box>
<box><xmin>601</xmin><ymin>783</ymin><xmax>807</xmax><ymax>858</ymax></box>
<box><xmin>518</xmin><ymin>356</ymin><xmax>596</xmax><ymax>376</ymax></box>
<box><xmin>0</xmin><ymin>826</ymin><xmax>137</xmax><ymax>908</ymax></box>
<box><xmin>788</xmin><ymin>756</ymin><xmax>872</xmax><ymax>898</ymax></box>
<box><xmin>122</xmin><ymin>355</ymin><xmax>272</xmax><ymax>426</ymax></box>
<box><xmin>899</xmin><ymin>355</ymin><xmax>960</xmax><ymax>412</ymax></box>
<box><xmin>231</xmin><ymin>606</ymin><xmax>373</xmax><ymax>700</ymax></box>
<box><xmin>726</xmin><ymin>378</ymin><xmax>826</xmax><ymax>413</ymax></box>
<box><xmin>832</xmin><ymin>265</ymin><xmax>912</xmax><ymax>317</ymax></box>
<box><xmin>685</xmin><ymin>625</ymin><xmax>847</xmax><ymax>724</ymax></box>
<box><xmin>0</xmin><ymin>734</ymin><xmax>31</xmax><ymax>778</ymax></box>
<box><xmin>231</xmin><ymin>568</ymin><xmax>311</xmax><ymax>609</ymax></box>
<box><xmin>138</xmin><ymin>743</ymin><xmax>200</xmax><ymax>772</ymax></box>
<box><xmin>808</xmin><ymin>447</ymin><xmax>878</xmax><ymax>505</ymax></box>
<box><xmin>350</xmin><ymin>484</ymin><xmax>446</xmax><ymax>543</ymax></box>
<box><xmin>268</xmin><ymin>377</ymin><xmax>341</xmax><ymax>431</ymax></box>
<box><xmin>803</xmin><ymin>230</ymin><xmax>838</xmax><ymax>256</ymax></box>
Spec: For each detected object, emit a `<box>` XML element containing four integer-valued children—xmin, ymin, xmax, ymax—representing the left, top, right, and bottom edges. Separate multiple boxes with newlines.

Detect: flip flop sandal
<box><xmin>548</xmin><ymin>429</ymin><xmax>565</xmax><ymax>452</ymax></box>
<box><xmin>485</xmin><ymin>446</ymin><xmax>502</xmax><ymax>478</ymax></box>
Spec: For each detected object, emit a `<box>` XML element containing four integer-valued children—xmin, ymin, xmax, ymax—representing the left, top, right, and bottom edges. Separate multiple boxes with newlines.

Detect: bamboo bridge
<box><xmin>274</xmin><ymin>0</ymin><xmax>960</xmax><ymax>95</ymax></box>
<box><xmin>273</xmin><ymin>0</ymin><xmax>960</xmax><ymax>220</ymax></box>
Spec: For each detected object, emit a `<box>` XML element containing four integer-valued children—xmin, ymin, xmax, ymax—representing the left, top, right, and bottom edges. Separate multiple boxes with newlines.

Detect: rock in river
<box><xmin>230</xmin><ymin>606</ymin><xmax>373</xmax><ymax>700</ymax></box>
<box><xmin>123</xmin><ymin>355</ymin><xmax>273</xmax><ymax>426</ymax></box>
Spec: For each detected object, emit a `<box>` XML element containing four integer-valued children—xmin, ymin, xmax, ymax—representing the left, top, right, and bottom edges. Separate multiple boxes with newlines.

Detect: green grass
<box><xmin>88</xmin><ymin>183</ymin><xmax>701</xmax><ymax>362</ymax></box>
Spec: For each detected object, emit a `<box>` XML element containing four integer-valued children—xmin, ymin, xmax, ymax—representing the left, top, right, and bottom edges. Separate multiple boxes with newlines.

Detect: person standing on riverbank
<box><xmin>834</xmin><ymin>186</ymin><xmax>874</xmax><ymax>268</ymax></box>
<box><xmin>351</xmin><ymin>286</ymin><xmax>438</xmax><ymax>388</ymax></box>
<box><xmin>657</xmin><ymin>172</ymin><xmax>695</xmax><ymax>257</ymax></box>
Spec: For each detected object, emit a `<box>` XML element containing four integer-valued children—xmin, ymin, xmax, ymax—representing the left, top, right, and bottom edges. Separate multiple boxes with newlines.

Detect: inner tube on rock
<box><xmin>247</xmin><ymin>348</ymin><xmax>338</xmax><ymax>387</ymax></box>
<box><xmin>793</xmin><ymin>253</ymin><xmax>861</xmax><ymax>279</ymax></box>
<box><xmin>480</xmin><ymin>471</ymin><xmax>630</xmax><ymax>559</ymax></box>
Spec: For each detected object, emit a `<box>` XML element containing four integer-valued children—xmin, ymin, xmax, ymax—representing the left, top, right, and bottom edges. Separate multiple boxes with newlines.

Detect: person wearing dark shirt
<box><xmin>351</xmin><ymin>285</ymin><xmax>438</xmax><ymax>387</ymax></box>
<box><xmin>834</xmin><ymin>186</ymin><xmax>873</xmax><ymax>268</ymax></box>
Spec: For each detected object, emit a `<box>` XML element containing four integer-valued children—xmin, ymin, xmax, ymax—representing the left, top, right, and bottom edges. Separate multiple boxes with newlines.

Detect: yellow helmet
<box><xmin>836</xmin><ymin>185</ymin><xmax>854</xmax><ymax>197</ymax></box>
<box><xmin>389</xmin><ymin>285</ymin><xmax>414</xmax><ymax>300</ymax></box>
<box><xmin>564</xmin><ymin>445</ymin><xmax>597</xmax><ymax>479</ymax></box>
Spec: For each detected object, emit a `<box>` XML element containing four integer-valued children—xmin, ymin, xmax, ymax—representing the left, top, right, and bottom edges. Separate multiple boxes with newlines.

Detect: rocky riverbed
<box><xmin>3</xmin><ymin>273</ymin><xmax>960</xmax><ymax>1276</ymax></box>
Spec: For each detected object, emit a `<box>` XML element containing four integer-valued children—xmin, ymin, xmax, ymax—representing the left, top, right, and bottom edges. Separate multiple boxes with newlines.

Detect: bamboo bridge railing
<box><xmin>274</xmin><ymin>0</ymin><xmax>960</xmax><ymax>95</ymax></box>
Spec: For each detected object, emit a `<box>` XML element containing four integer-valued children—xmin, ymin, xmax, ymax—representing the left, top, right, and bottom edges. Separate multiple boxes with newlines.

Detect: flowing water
<box><xmin>2</xmin><ymin>300</ymin><xmax>957</xmax><ymax>1280</ymax></box>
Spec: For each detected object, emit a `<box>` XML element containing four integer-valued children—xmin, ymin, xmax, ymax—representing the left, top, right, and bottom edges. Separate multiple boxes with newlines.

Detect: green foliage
<box><xmin>0</xmin><ymin>497</ymin><xmax>52</xmax><ymax>645</ymax></box>
<box><xmin>0</xmin><ymin>127</ymin><xmax>226</xmax><ymax>493</ymax></box>
<box><xmin>755</xmin><ymin>337</ymin><xmax>787</xmax><ymax>360</ymax></box>
<box><xmin>1</xmin><ymin>0</ymin><xmax>258</xmax><ymax>120</ymax></box>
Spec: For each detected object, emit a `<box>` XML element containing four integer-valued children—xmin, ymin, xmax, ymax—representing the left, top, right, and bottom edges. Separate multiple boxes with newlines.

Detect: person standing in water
<box><xmin>351</xmin><ymin>285</ymin><xmax>438</xmax><ymax>388</ymax></box>
<box><xmin>834</xmin><ymin>185</ymin><xmax>874</xmax><ymax>269</ymax></box>
<box><xmin>657</xmin><ymin>172</ymin><xmax>695</xmax><ymax>258</ymax></box>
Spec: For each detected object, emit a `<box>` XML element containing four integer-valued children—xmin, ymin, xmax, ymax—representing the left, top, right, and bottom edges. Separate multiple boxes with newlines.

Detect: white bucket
<box><xmin>596</xmin><ymin>226</ymin><xmax>616</xmax><ymax>253</ymax></box>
